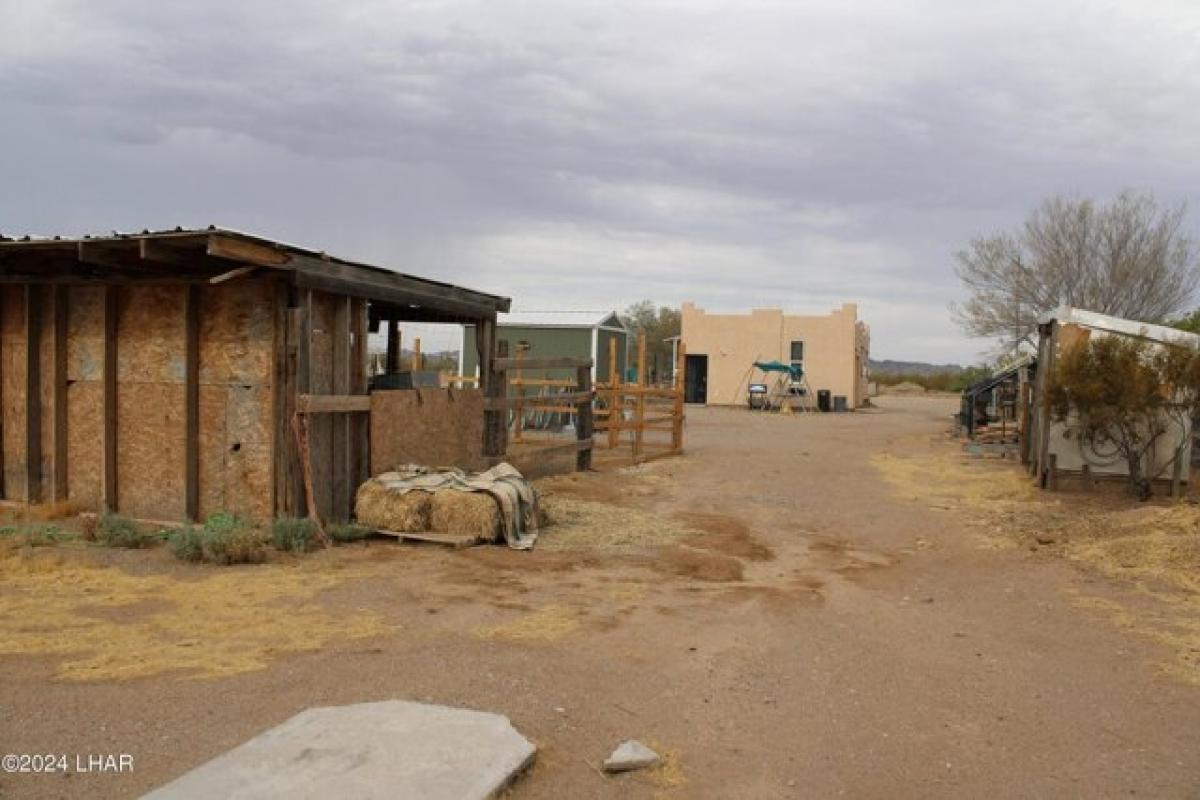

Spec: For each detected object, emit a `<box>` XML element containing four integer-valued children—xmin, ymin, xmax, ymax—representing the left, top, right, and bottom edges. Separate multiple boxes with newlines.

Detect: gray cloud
<box><xmin>3</xmin><ymin>0</ymin><xmax>1200</xmax><ymax>361</ymax></box>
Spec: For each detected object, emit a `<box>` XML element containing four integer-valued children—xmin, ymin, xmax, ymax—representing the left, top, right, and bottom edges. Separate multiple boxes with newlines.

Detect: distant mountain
<box><xmin>869</xmin><ymin>359</ymin><xmax>965</xmax><ymax>376</ymax></box>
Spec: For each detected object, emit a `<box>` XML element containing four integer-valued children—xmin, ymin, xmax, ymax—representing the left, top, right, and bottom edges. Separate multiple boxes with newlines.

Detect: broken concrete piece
<box><xmin>603</xmin><ymin>740</ymin><xmax>661</xmax><ymax>773</ymax></box>
<box><xmin>142</xmin><ymin>700</ymin><xmax>536</xmax><ymax>800</ymax></box>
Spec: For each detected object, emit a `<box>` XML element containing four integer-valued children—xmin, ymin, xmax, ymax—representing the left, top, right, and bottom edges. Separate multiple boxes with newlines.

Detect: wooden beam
<box><xmin>350</xmin><ymin>298</ymin><xmax>369</xmax><ymax>486</ymax></box>
<box><xmin>294</xmin><ymin>394</ymin><xmax>370</xmax><ymax>414</ymax></box>
<box><xmin>24</xmin><ymin>285</ymin><xmax>42</xmax><ymax>504</ymax></box>
<box><xmin>138</xmin><ymin>239</ymin><xmax>194</xmax><ymax>267</ymax></box>
<box><xmin>102</xmin><ymin>285</ymin><xmax>118</xmax><ymax>512</ymax></box>
<box><xmin>77</xmin><ymin>241</ymin><xmax>132</xmax><ymax>270</ymax></box>
<box><xmin>209</xmin><ymin>265</ymin><xmax>259</xmax><ymax>284</ymax></box>
<box><xmin>52</xmin><ymin>286</ymin><xmax>68</xmax><ymax>502</ymax></box>
<box><xmin>291</xmin><ymin>291</ymin><xmax>313</xmax><ymax>515</ymax></box>
<box><xmin>331</xmin><ymin>296</ymin><xmax>351</xmax><ymax>523</ymax></box>
<box><xmin>477</xmin><ymin>318</ymin><xmax>506</xmax><ymax>458</ymax></box>
<box><xmin>206</xmin><ymin>234</ymin><xmax>293</xmax><ymax>267</ymax></box>
<box><xmin>184</xmin><ymin>284</ymin><xmax>200</xmax><ymax>522</ymax></box>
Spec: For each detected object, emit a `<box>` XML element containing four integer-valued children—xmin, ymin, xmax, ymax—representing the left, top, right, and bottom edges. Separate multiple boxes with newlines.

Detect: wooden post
<box><xmin>332</xmin><ymin>295</ymin><xmax>351</xmax><ymax>522</ymax></box>
<box><xmin>386</xmin><ymin>318</ymin><xmax>401</xmax><ymax>374</ymax></box>
<box><xmin>576</xmin><ymin>362</ymin><xmax>593</xmax><ymax>471</ymax></box>
<box><xmin>102</xmin><ymin>285</ymin><xmax>118</xmax><ymax>512</ymax></box>
<box><xmin>290</xmin><ymin>291</ymin><xmax>313</xmax><ymax>515</ymax></box>
<box><xmin>52</xmin><ymin>287</ymin><xmax>68</xmax><ymax>503</ymax></box>
<box><xmin>607</xmin><ymin>336</ymin><xmax>619</xmax><ymax>449</ymax></box>
<box><xmin>513</xmin><ymin>345</ymin><xmax>525</xmax><ymax>443</ymax></box>
<box><xmin>350</xmin><ymin>298</ymin><xmax>369</xmax><ymax>487</ymax></box>
<box><xmin>634</xmin><ymin>331</ymin><xmax>646</xmax><ymax>459</ymax></box>
<box><xmin>184</xmin><ymin>284</ymin><xmax>200</xmax><ymax>522</ymax></box>
<box><xmin>1081</xmin><ymin>463</ymin><xmax>1091</xmax><ymax>493</ymax></box>
<box><xmin>477</xmin><ymin>318</ymin><xmax>506</xmax><ymax>459</ymax></box>
<box><xmin>1172</xmin><ymin>447</ymin><xmax>1184</xmax><ymax>499</ymax></box>
<box><xmin>413</xmin><ymin>336</ymin><xmax>422</xmax><ymax>371</ymax></box>
<box><xmin>24</xmin><ymin>285</ymin><xmax>42</xmax><ymax>504</ymax></box>
<box><xmin>672</xmin><ymin>341</ymin><xmax>686</xmax><ymax>452</ymax></box>
<box><xmin>1046</xmin><ymin>453</ymin><xmax>1058</xmax><ymax>492</ymax></box>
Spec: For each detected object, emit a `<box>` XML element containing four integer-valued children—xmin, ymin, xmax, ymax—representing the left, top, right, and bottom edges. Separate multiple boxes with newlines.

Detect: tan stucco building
<box><xmin>680</xmin><ymin>302</ymin><xmax>870</xmax><ymax>408</ymax></box>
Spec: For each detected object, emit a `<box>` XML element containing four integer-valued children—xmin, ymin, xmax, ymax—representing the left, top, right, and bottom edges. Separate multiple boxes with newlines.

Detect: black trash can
<box><xmin>817</xmin><ymin>389</ymin><xmax>832</xmax><ymax>412</ymax></box>
<box><xmin>833</xmin><ymin>395</ymin><xmax>848</xmax><ymax>412</ymax></box>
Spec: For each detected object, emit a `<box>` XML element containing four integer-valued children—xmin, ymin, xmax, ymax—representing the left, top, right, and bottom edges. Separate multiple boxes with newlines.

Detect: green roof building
<box><xmin>461</xmin><ymin>311</ymin><xmax>628</xmax><ymax>384</ymax></box>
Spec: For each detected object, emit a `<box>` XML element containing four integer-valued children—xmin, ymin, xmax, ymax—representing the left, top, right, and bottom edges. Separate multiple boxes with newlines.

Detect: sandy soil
<box><xmin>2</xmin><ymin>396</ymin><xmax>1199</xmax><ymax>799</ymax></box>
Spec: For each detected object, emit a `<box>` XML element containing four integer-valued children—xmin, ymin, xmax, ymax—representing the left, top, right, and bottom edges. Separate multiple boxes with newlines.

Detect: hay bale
<box><xmin>430</xmin><ymin>491</ymin><xmax>501</xmax><ymax>541</ymax></box>
<box><xmin>354</xmin><ymin>481</ymin><xmax>432</xmax><ymax>532</ymax></box>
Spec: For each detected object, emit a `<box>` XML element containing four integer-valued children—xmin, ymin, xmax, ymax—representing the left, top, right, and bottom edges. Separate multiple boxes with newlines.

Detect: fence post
<box><xmin>413</xmin><ymin>336</ymin><xmax>422</xmax><ymax>371</ymax></box>
<box><xmin>672</xmin><ymin>342</ymin><xmax>686</xmax><ymax>452</ymax></box>
<box><xmin>1172</xmin><ymin>446</ymin><xmax>1184</xmax><ymax>499</ymax></box>
<box><xmin>513</xmin><ymin>345</ymin><xmax>525</xmax><ymax>444</ymax></box>
<box><xmin>576</xmin><ymin>363</ymin><xmax>593</xmax><ymax>471</ymax></box>
<box><xmin>608</xmin><ymin>337</ymin><xmax>620</xmax><ymax>449</ymax></box>
<box><xmin>634</xmin><ymin>332</ymin><xmax>646</xmax><ymax>459</ymax></box>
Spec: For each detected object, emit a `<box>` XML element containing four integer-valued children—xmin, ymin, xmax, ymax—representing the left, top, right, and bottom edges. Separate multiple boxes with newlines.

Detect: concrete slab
<box><xmin>142</xmin><ymin>700</ymin><xmax>536</xmax><ymax>800</ymax></box>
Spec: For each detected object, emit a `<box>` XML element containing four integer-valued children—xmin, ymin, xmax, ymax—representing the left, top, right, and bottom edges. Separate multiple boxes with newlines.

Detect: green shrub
<box><xmin>168</xmin><ymin>526</ymin><xmax>204</xmax><ymax>562</ymax></box>
<box><xmin>271</xmin><ymin>517</ymin><xmax>319</xmax><ymax>553</ymax></box>
<box><xmin>97</xmin><ymin>514</ymin><xmax>147</xmax><ymax>549</ymax></box>
<box><xmin>328</xmin><ymin>523</ymin><xmax>370</xmax><ymax>543</ymax></box>
<box><xmin>199</xmin><ymin>513</ymin><xmax>265</xmax><ymax>565</ymax></box>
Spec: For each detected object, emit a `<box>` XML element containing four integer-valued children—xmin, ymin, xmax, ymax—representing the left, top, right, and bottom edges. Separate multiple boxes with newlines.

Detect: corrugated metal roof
<box><xmin>1040</xmin><ymin>305</ymin><xmax>1200</xmax><ymax>347</ymax></box>
<box><xmin>499</xmin><ymin>310</ymin><xmax>625</xmax><ymax>330</ymax></box>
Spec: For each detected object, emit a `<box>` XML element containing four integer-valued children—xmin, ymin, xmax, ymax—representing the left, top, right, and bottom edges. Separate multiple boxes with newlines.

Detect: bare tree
<box><xmin>954</xmin><ymin>191</ymin><xmax>1199</xmax><ymax>347</ymax></box>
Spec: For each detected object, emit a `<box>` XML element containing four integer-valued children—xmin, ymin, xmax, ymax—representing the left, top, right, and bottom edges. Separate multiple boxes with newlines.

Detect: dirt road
<box><xmin>2</xmin><ymin>396</ymin><xmax>1198</xmax><ymax>798</ymax></box>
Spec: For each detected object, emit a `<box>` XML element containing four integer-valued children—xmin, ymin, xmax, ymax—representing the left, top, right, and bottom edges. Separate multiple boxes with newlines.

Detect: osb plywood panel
<box><xmin>66</xmin><ymin>288</ymin><xmax>104</xmax><ymax>508</ymax></box>
<box><xmin>370</xmin><ymin>389</ymin><xmax>485</xmax><ymax>474</ymax></box>
<box><xmin>198</xmin><ymin>385</ymin><xmax>273</xmax><ymax>522</ymax></box>
<box><xmin>198</xmin><ymin>386</ymin><xmax>228</xmax><ymax>519</ymax></box>
<box><xmin>67</xmin><ymin>287</ymin><xmax>104</xmax><ymax>382</ymax></box>
<box><xmin>1</xmin><ymin>287</ymin><xmax>27</xmax><ymax>499</ymax></box>
<box><xmin>194</xmin><ymin>280</ymin><xmax>276</xmax><ymax>522</ymax></box>
<box><xmin>38</xmin><ymin>287</ymin><xmax>55</xmax><ymax>495</ymax></box>
<box><xmin>199</xmin><ymin>279</ymin><xmax>274</xmax><ymax>386</ymax></box>
<box><xmin>117</xmin><ymin>286</ymin><xmax>186</xmax><ymax>383</ymax></box>
<box><xmin>225</xmin><ymin>385</ymin><xmax>272</xmax><ymax>521</ymax></box>
<box><xmin>67</xmin><ymin>382</ymin><xmax>103</xmax><ymax>510</ymax></box>
<box><xmin>117</xmin><ymin>383</ymin><xmax>185</xmax><ymax>520</ymax></box>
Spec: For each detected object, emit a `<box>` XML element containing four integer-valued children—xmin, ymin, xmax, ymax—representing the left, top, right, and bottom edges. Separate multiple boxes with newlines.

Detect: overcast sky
<box><xmin>4</xmin><ymin>1</ymin><xmax>1199</xmax><ymax>361</ymax></box>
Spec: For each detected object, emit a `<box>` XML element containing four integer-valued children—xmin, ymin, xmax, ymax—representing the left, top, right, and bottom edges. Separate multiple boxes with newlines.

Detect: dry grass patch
<box><xmin>871</xmin><ymin>450</ymin><xmax>1038</xmax><ymax>511</ymax></box>
<box><xmin>1065</xmin><ymin>504</ymin><xmax>1200</xmax><ymax>593</ymax></box>
<box><xmin>0</xmin><ymin>544</ymin><xmax>386</xmax><ymax>681</ymax></box>
<box><xmin>538</xmin><ymin>495</ymin><xmax>696</xmax><ymax>552</ymax></box>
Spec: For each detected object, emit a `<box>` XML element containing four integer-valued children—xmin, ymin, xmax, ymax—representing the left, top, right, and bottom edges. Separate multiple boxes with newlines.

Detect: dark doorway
<box><xmin>685</xmin><ymin>354</ymin><xmax>708</xmax><ymax>403</ymax></box>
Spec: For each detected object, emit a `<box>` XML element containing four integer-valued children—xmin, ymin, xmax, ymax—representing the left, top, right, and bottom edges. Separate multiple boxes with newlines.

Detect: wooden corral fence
<box><xmin>595</xmin><ymin>332</ymin><xmax>686</xmax><ymax>464</ymax></box>
<box><xmin>488</xmin><ymin>354</ymin><xmax>595</xmax><ymax>470</ymax></box>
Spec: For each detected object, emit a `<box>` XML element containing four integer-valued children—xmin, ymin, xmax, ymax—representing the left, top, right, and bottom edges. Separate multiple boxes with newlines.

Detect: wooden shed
<box><xmin>0</xmin><ymin>228</ymin><xmax>510</xmax><ymax>524</ymax></box>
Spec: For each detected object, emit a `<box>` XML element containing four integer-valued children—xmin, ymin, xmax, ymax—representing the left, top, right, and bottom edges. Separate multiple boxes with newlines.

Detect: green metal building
<box><xmin>461</xmin><ymin>311</ymin><xmax>628</xmax><ymax>384</ymax></box>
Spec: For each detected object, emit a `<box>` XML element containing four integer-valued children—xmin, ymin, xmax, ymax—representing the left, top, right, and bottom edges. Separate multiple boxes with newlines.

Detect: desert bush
<box><xmin>271</xmin><ymin>517</ymin><xmax>319</xmax><ymax>553</ymax></box>
<box><xmin>168</xmin><ymin>526</ymin><xmax>204</xmax><ymax>562</ymax></box>
<box><xmin>1046</xmin><ymin>336</ymin><xmax>1200</xmax><ymax>498</ymax></box>
<box><xmin>199</xmin><ymin>513</ymin><xmax>265</xmax><ymax>565</ymax></box>
<box><xmin>96</xmin><ymin>514</ymin><xmax>147</xmax><ymax>548</ymax></box>
<box><xmin>328</xmin><ymin>523</ymin><xmax>371</xmax><ymax>543</ymax></box>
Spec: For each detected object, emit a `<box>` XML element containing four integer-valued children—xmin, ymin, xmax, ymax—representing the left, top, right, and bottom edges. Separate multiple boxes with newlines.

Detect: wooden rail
<box><xmin>594</xmin><ymin>332</ymin><xmax>687</xmax><ymax>463</ymax></box>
